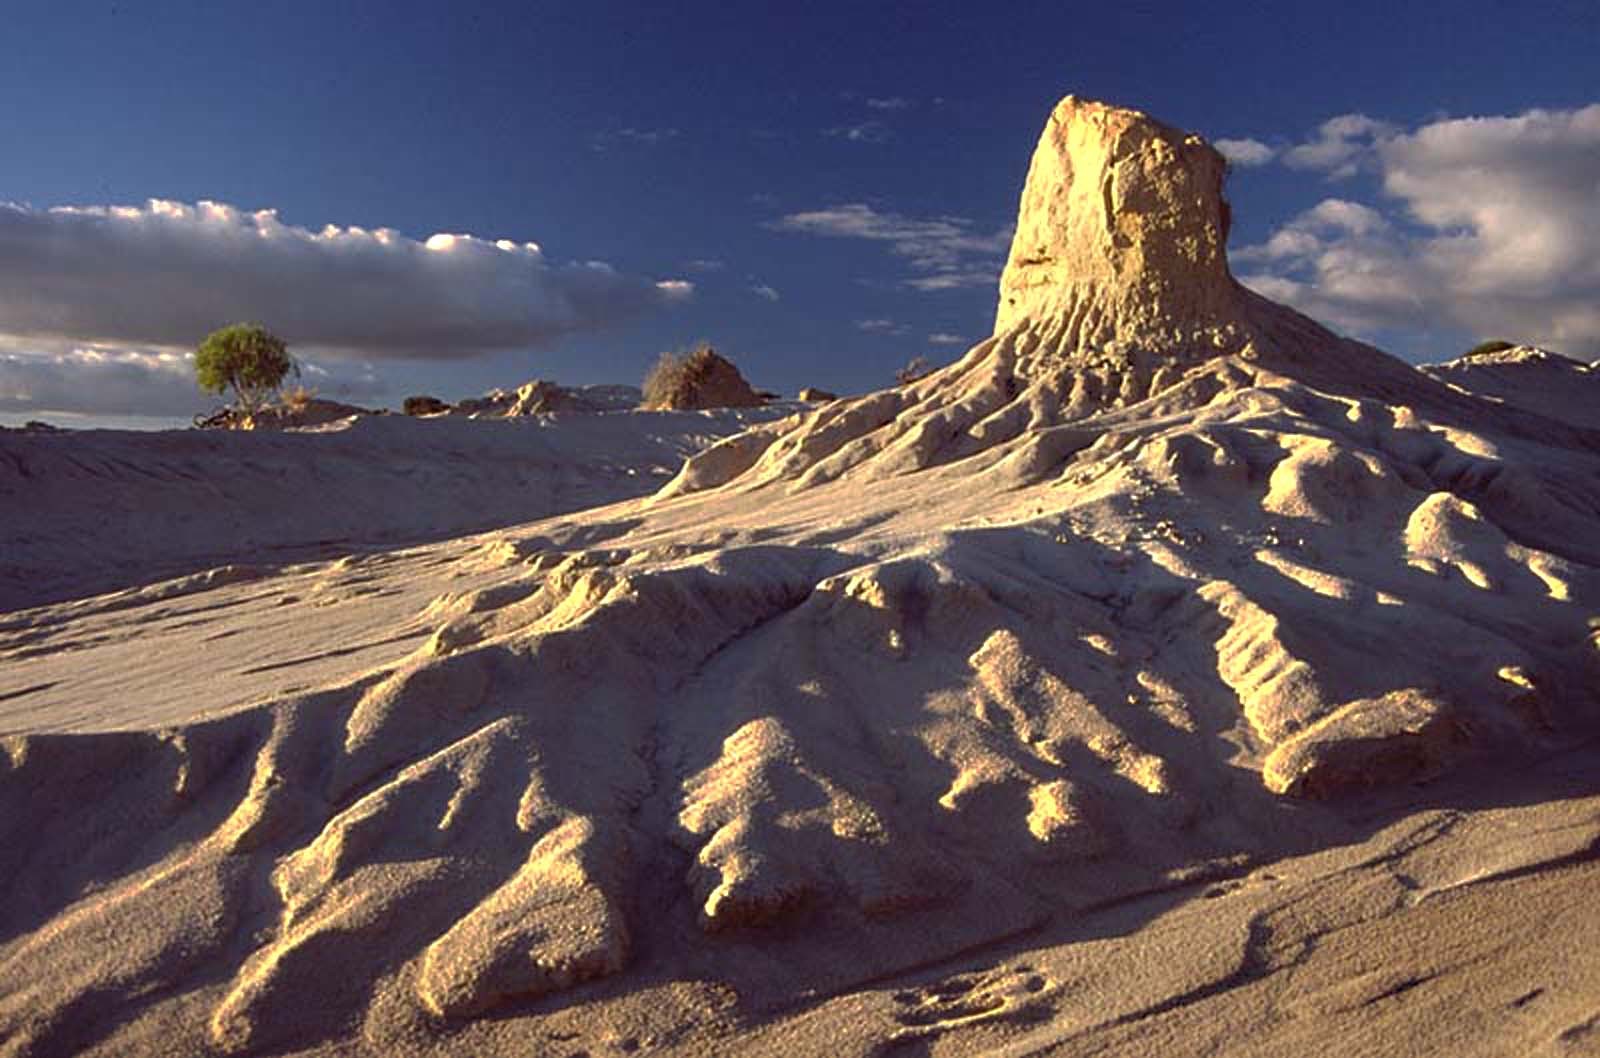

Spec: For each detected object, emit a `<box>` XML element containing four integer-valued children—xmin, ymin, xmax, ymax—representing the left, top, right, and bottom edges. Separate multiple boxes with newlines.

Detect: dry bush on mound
<box><xmin>641</xmin><ymin>343</ymin><xmax>765</xmax><ymax>410</ymax></box>
<box><xmin>404</xmin><ymin>395</ymin><xmax>451</xmax><ymax>416</ymax></box>
<box><xmin>282</xmin><ymin>384</ymin><xmax>317</xmax><ymax>412</ymax></box>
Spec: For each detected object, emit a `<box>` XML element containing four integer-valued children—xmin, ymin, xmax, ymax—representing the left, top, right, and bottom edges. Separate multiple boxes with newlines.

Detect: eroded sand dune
<box><xmin>0</xmin><ymin>406</ymin><xmax>791</xmax><ymax>610</ymax></box>
<box><xmin>2</xmin><ymin>98</ymin><xmax>1597</xmax><ymax>1057</ymax></box>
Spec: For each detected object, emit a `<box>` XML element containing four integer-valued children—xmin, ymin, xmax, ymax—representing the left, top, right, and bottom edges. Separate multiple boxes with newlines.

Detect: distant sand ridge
<box><xmin>2</xmin><ymin>98</ymin><xmax>1598</xmax><ymax>1056</ymax></box>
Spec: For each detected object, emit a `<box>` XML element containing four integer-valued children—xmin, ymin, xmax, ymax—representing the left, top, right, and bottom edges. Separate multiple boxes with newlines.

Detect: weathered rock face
<box><xmin>241</xmin><ymin>398</ymin><xmax>377</xmax><ymax>430</ymax></box>
<box><xmin>505</xmin><ymin>379</ymin><xmax>574</xmax><ymax>416</ymax></box>
<box><xmin>995</xmin><ymin>96</ymin><xmax>1240</xmax><ymax>356</ymax></box>
<box><xmin>452</xmin><ymin>381</ymin><xmax>643</xmax><ymax>417</ymax></box>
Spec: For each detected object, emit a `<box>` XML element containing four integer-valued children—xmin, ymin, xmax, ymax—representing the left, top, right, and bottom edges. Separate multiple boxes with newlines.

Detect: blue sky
<box><xmin>2</xmin><ymin>0</ymin><xmax>1597</xmax><ymax>425</ymax></box>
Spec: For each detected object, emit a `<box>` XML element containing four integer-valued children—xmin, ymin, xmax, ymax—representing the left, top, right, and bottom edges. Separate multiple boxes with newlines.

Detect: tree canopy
<box><xmin>194</xmin><ymin>323</ymin><xmax>297</xmax><ymax>414</ymax></box>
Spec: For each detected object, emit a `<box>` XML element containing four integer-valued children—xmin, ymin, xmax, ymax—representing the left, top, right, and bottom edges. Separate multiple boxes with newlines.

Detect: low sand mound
<box><xmin>1421</xmin><ymin>344</ymin><xmax>1599</xmax><ymax>430</ymax></box>
<box><xmin>239</xmin><ymin>397</ymin><xmax>379</xmax><ymax>430</ymax></box>
<box><xmin>2</xmin><ymin>97</ymin><xmax>1597</xmax><ymax>1056</ymax></box>
<box><xmin>0</xmin><ymin>405</ymin><xmax>789</xmax><ymax>610</ymax></box>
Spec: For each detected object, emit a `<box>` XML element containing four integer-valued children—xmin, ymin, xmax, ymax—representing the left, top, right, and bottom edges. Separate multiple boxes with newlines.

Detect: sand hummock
<box><xmin>2</xmin><ymin>97</ymin><xmax>1598</xmax><ymax>1058</ymax></box>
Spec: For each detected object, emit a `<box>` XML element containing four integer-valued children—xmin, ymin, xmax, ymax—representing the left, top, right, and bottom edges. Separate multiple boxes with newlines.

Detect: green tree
<box><xmin>194</xmin><ymin>323</ymin><xmax>297</xmax><ymax>414</ymax></box>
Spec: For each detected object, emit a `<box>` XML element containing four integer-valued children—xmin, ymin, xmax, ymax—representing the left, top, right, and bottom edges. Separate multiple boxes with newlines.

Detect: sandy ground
<box><xmin>0</xmin><ymin>404</ymin><xmax>795</xmax><ymax>611</ymax></box>
<box><xmin>1</xmin><ymin>97</ymin><xmax>1597</xmax><ymax>1058</ymax></box>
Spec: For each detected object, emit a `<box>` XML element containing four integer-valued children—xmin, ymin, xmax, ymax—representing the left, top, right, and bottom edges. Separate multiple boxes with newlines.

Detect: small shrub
<box><xmin>282</xmin><ymin>383</ymin><xmax>317</xmax><ymax>411</ymax></box>
<box><xmin>1465</xmin><ymin>339</ymin><xmax>1516</xmax><ymax>358</ymax></box>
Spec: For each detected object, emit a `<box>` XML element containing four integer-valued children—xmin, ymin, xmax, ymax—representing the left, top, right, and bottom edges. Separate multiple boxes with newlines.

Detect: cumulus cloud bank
<box><xmin>0</xmin><ymin>345</ymin><xmax>199</xmax><ymax>418</ymax></box>
<box><xmin>1238</xmin><ymin>103</ymin><xmax>1600</xmax><ymax>356</ymax></box>
<box><xmin>1281</xmin><ymin>114</ymin><xmax>1397</xmax><ymax>178</ymax></box>
<box><xmin>0</xmin><ymin>198</ymin><xmax>691</xmax><ymax>360</ymax></box>
<box><xmin>0</xmin><ymin>338</ymin><xmax>386</xmax><ymax>418</ymax></box>
<box><xmin>774</xmin><ymin>204</ymin><xmax>1011</xmax><ymax>292</ymax></box>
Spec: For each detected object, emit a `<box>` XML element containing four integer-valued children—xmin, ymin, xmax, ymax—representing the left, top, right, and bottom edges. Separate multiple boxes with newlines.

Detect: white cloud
<box><xmin>685</xmin><ymin>258</ymin><xmax>726</xmax><ymax>272</ymax></box>
<box><xmin>1214</xmin><ymin>137</ymin><xmax>1275</xmax><ymax>167</ymax></box>
<box><xmin>856</xmin><ymin>318</ymin><xmax>909</xmax><ymax>336</ymax></box>
<box><xmin>1238</xmin><ymin>104</ymin><xmax>1600</xmax><ymax>355</ymax></box>
<box><xmin>905</xmin><ymin>271</ymin><xmax>1000</xmax><ymax>292</ymax></box>
<box><xmin>773</xmin><ymin>203</ymin><xmax>1011</xmax><ymax>292</ymax></box>
<box><xmin>751</xmin><ymin>284</ymin><xmax>781</xmax><ymax>301</ymax></box>
<box><xmin>1233</xmin><ymin>198</ymin><xmax>1391</xmax><ymax>265</ymax></box>
<box><xmin>927</xmin><ymin>332</ymin><xmax>966</xmax><ymax>345</ymax></box>
<box><xmin>0</xmin><ymin>198</ymin><xmax>687</xmax><ymax>359</ymax></box>
<box><xmin>866</xmin><ymin>97</ymin><xmax>912</xmax><ymax>111</ymax></box>
<box><xmin>825</xmin><ymin>121</ymin><xmax>891</xmax><ymax>144</ymax></box>
<box><xmin>1281</xmin><ymin>113</ymin><xmax>1397</xmax><ymax>178</ymax></box>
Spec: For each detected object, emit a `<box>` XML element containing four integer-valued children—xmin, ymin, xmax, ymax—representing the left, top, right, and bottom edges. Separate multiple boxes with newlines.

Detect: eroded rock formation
<box><xmin>3</xmin><ymin>97</ymin><xmax>1597</xmax><ymax>1056</ymax></box>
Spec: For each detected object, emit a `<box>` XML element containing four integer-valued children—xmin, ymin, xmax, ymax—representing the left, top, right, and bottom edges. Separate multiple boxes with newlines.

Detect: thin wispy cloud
<box><xmin>590</xmin><ymin>127</ymin><xmax>680</xmax><ymax>150</ymax></box>
<box><xmin>866</xmin><ymin>96</ymin><xmax>912</xmax><ymax>111</ymax></box>
<box><xmin>0</xmin><ymin>198</ymin><xmax>691</xmax><ymax>360</ymax></box>
<box><xmin>1238</xmin><ymin>103</ymin><xmax>1600</xmax><ymax>355</ymax></box>
<box><xmin>751</xmin><ymin>283</ymin><xmax>781</xmax><ymax>301</ymax></box>
<box><xmin>856</xmin><ymin>318</ymin><xmax>909</xmax><ymax>336</ymax></box>
<box><xmin>684</xmin><ymin>258</ymin><xmax>726</xmax><ymax>272</ymax></box>
<box><xmin>825</xmin><ymin>121</ymin><xmax>892</xmax><ymax>144</ymax></box>
<box><xmin>905</xmin><ymin>271</ymin><xmax>999</xmax><ymax>292</ymax></box>
<box><xmin>773</xmin><ymin>203</ymin><xmax>1011</xmax><ymax>292</ymax></box>
<box><xmin>927</xmin><ymin>332</ymin><xmax>967</xmax><ymax>346</ymax></box>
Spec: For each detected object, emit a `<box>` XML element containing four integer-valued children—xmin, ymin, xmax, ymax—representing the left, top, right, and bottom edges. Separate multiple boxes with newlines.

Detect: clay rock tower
<box><xmin>659</xmin><ymin>95</ymin><xmax>1351</xmax><ymax>496</ymax></box>
<box><xmin>996</xmin><ymin>96</ymin><xmax>1244</xmax><ymax>355</ymax></box>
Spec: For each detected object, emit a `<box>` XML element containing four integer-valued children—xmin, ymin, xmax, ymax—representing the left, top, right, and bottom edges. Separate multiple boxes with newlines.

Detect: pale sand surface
<box><xmin>1</xmin><ymin>98</ymin><xmax>1597</xmax><ymax>1057</ymax></box>
<box><xmin>0</xmin><ymin>404</ymin><xmax>795</xmax><ymax>612</ymax></box>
